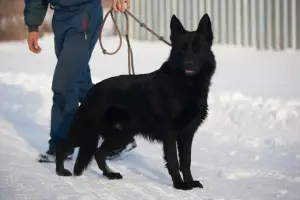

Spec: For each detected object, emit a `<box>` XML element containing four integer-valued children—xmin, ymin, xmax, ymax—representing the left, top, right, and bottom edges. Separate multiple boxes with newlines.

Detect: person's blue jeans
<box><xmin>48</xmin><ymin>1</ymin><xmax>103</xmax><ymax>152</ymax></box>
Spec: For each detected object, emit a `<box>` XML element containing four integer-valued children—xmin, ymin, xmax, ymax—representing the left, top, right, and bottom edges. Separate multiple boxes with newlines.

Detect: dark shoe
<box><xmin>37</xmin><ymin>148</ymin><xmax>73</xmax><ymax>163</ymax></box>
<box><xmin>107</xmin><ymin>138</ymin><xmax>137</xmax><ymax>160</ymax></box>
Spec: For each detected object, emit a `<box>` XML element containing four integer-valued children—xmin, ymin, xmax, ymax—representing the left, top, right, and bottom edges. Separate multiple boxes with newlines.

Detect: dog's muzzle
<box><xmin>183</xmin><ymin>61</ymin><xmax>198</xmax><ymax>76</ymax></box>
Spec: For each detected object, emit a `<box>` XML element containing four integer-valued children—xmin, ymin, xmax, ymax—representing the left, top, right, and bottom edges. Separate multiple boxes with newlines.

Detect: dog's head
<box><xmin>168</xmin><ymin>14</ymin><xmax>213</xmax><ymax>76</ymax></box>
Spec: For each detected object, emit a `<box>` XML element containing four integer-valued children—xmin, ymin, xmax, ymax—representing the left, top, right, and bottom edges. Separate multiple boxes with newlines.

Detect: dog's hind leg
<box><xmin>55</xmin><ymin>139</ymin><xmax>73</xmax><ymax>176</ymax></box>
<box><xmin>56</xmin><ymin>115</ymin><xmax>86</xmax><ymax>176</ymax></box>
<box><xmin>73</xmin><ymin>134</ymin><xmax>99</xmax><ymax>176</ymax></box>
<box><xmin>94</xmin><ymin>135</ymin><xmax>133</xmax><ymax>180</ymax></box>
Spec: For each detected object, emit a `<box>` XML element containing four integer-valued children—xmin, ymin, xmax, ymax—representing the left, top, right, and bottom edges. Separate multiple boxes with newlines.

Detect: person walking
<box><xmin>24</xmin><ymin>0</ymin><xmax>137</xmax><ymax>162</ymax></box>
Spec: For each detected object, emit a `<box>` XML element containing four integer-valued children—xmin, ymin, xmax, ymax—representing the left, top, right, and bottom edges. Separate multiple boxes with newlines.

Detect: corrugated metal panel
<box><xmin>115</xmin><ymin>0</ymin><xmax>300</xmax><ymax>50</ymax></box>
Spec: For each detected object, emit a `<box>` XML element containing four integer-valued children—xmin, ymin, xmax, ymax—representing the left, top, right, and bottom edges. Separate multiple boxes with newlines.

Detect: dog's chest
<box><xmin>167</xmin><ymin>90</ymin><xmax>200</xmax><ymax>116</ymax></box>
<box><xmin>144</xmin><ymin>78</ymin><xmax>206</xmax><ymax>126</ymax></box>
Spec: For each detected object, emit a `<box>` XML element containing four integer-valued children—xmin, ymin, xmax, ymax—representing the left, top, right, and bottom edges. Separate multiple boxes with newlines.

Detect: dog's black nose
<box><xmin>183</xmin><ymin>60</ymin><xmax>194</xmax><ymax>70</ymax></box>
<box><xmin>183</xmin><ymin>60</ymin><xmax>194</xmax><ymax>65</ymax></box>
<box><xmin>183</xmin><ymin>60</ymin><xmax>197</xmax><ymax>76</ymax></box>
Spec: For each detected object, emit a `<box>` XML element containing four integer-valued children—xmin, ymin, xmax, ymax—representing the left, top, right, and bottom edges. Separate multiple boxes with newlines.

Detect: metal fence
<box><xmin>115</xmin><ymin>0</ymin><xmax>300</xmax><ymax>51</ymax></box>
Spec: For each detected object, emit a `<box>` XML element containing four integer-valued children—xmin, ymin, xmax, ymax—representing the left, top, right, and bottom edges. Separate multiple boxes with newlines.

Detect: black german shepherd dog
<box><xmin>55</xmin><ymin>13</ymin><xmax>216</xmax><ymax>190</ymax></box>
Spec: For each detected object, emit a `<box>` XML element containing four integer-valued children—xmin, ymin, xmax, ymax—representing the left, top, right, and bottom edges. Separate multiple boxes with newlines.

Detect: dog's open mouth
<box><xmin>184</xmin><ymin>69</ymin><xmax>197</xmax><ymax>76</ymax></box>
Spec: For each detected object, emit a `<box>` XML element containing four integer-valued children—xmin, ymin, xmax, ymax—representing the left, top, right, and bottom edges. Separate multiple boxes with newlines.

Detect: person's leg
<box><xmin>78</xmin><ymin>3</ymin><xmax>102</xmax><ymax>103</ymax></box>
<box><xmin>40</xmin><ymin>2</ymin><xmax>136</xmax><ymax>162</ymax></box>
<box><xmin>43</xmin><ymin>12</ymin><xmax>71</xmax><ymax>157</ymax></box>
<box><xmin>44</xmin><ymin>5</ymin><xmax>102</xmax><ymax>160</ymax></box>
<box><xmin>75</xmin><ymin>3</ymin><xmax>138</xmax><ymax>159</ymax></box>
<box><xmin>78</xmin><ymin>67</ymin><xmax>93</xmax><ymax>103</ymax></box>
<box><xmin>38</xmin><ymin>11</ymin><xmax>76</xmax><ymax>162</ymax></box>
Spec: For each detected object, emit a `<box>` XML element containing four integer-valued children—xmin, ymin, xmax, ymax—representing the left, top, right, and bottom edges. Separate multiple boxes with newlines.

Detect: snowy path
<box><xmin>1</xmin><ymin>35</ymin><xmax>300</xmax><ymax>200</ymax></box>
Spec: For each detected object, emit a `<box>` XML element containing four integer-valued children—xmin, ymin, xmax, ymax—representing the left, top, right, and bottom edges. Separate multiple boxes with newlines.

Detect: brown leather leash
<box><xmin>98</xmin><ymin>8</ymin><xmax>172</xmax><ymax>75</ymax></box>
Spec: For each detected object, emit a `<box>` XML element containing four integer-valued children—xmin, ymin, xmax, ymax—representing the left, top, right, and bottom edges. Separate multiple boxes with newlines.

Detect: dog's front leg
<box><xmin>163</xmin><ymin>134</ymin><xmax>193</xmax><ymax>190</ymax></box>
<box><xmin>177</xmin><ymin>112</ymin><xmax>205</xmax><ymax>189</ymax></box>
<box><xmin>177</xmin><ymin>133</ymin><xmax>203</xmax><ymax>189</ymax></box>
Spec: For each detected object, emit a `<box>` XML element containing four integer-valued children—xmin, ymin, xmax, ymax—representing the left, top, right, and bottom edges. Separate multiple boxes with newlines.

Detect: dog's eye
<box><xmin>181</xmin><ymin>43</ymin><xmax>188</xmax><ymax>51</ymax></box>
<box><xmin>193</xmin><ymin>42</ymin><xmax>201</xmax><ymax>52</ymax></box>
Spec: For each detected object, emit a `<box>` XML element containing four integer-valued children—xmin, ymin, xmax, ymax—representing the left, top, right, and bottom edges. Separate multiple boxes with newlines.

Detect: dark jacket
<box><xmin>24</xmin><ymin>0</ymin><xmax>98</xmax><ymax>32</ymax></box>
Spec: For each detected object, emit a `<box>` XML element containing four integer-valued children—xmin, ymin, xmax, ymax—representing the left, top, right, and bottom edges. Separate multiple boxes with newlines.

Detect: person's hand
<box><xmin>27</xmin><ymin>31</ymin><xmax>42</xmax><ymax>54</ymax></box>
<box><xmin>112</xmin><ymin>0</ymin><xmax>130</xmax><ymax>12</ymax></box>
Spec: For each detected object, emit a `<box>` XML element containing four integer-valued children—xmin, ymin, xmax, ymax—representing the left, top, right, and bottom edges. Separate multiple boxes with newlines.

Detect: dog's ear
<box><xmin>196</xmin><ymin>13</ymin><xmax>213</xmax><ymax>43</ymax></box>
<box><xmin>170</xmin><ymin>15</ymin><xmax>185</xmax><ymax>36</ymax></box>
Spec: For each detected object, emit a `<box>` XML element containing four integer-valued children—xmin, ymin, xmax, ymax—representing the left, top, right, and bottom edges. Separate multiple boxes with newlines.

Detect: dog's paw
<box><xmin>173</xmin><ymin>181</ymin><xmax>193</xmax><ymax>190</ymax></box>
<box><xmin>73</xmin><ymin>169</ymin><xmax>83</xmax><ymax>176</ymax></box>
<box><xmin>56</xmin><ymin>168</ymin><xmax>72</xmax><ymax>176</ymax></box>
<box><xmin>104</xmin><ymin>172</ymin><xmax>123</xmax><ymax>180</ymax></box>
<box><xmin>186</xmin><ymin>180</ymin><xmax>203</xmax><ymax>189</ymax></box>
<box><xmin>173</xmin><ymin>180</ymin><xmax>203</xmax><ymax>190</ymax></box>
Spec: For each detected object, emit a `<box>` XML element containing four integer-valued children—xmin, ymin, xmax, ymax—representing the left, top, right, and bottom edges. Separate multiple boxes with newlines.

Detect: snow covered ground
<box><xmin>1</xmin><ymin>31</ymin><xmax>300</xmax><ymax>200</ymax></box>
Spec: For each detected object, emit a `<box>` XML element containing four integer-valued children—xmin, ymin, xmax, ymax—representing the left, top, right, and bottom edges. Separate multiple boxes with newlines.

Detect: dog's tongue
<box><xmin>185</xmin><ymin>69</ymin><xmax>194</xmax><ymax>73</ymax></box>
